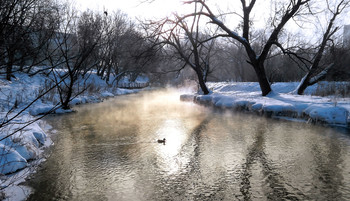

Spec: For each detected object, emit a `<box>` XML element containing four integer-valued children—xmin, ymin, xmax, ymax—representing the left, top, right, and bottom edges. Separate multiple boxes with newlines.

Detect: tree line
<box><xmin>1</xmin><ymin>0</ymin><xmax>350</xmax><ymax>105</ymax></box>
<box><xmin>0</xmin><ymin>0</ymin><xmax>161</xmax><ymax>109</ymax></box>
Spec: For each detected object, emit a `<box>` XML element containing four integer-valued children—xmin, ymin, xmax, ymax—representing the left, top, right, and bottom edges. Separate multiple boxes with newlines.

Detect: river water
<box><xmin>27</xmin><ymin>89</ymin><xmax>350</xmax><ymax>201</ymax></box>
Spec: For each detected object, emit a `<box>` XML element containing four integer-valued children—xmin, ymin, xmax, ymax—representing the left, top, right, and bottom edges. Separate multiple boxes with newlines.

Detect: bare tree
<box><xmin>146</xmin><ymin>2</ymin><xmax>226</xmax><ymax>94</ymax></box>
<box><xmin>46</xmin><ymin>6</ymin><xmax>103</xmax><ymax>109</ymax></box>
<box><xmin>95</xmin><ymin>10</ymin><xmax>130</xmax><ymax>82</ymax></box>
<box><xmin>180</xmin><ymin>0</ymin><xmax>311</xmax><ymax>96</ymax></box>
<box><xmin>295</xmin><ymin>0</ymin><xmax>350</xmax><ymax>95</ymax></box>
<box><xmin>0</xmin><ymin>0</ymin><xmax>71</xmax><ymax>190</ymax></box>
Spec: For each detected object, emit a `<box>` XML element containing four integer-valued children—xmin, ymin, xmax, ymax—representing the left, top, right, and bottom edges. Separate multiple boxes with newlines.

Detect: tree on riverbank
<box><xmin>145</xmin><ymin>4</ymin><xmax>222</xmax><ymax>94</ymax></box>
<box><xmin>181</xmin><ymin>0</ymin><xmax>312</xmax><ymax>96</ymax></box>
<box><xmin>295</xmin><ymin>0</ymin><xmax>350</xmax><ymax>95</ymax></box>
<box><xmin>163</xmin><ymin>0</ymin><xmax>349</xmax><ymax>96</ymax></box>
<box><xmin>49</xmin><ymin>7</ymin><xmax>104</xmax><ymax>109</ymax></box>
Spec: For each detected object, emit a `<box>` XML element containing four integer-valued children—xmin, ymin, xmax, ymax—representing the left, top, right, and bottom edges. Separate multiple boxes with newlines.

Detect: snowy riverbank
<box><xmin>0</xmin><ymin>70</ymin><xmax>143</xmax><ymax>200</ymax></box>
<box><xmin>181</xmin><ymin>82</ymin><xmax>350</xmax><ymax>128</ymax></box>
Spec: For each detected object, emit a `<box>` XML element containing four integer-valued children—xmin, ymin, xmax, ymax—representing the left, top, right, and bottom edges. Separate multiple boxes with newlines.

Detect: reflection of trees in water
<box><xmin>155</xmin><ymin>116</ymin><xmax>216</xmax><ymax>200</ymax></box>
<box><xmin>27</xmin><ymin>102</ymin><xmax>349</xmax><ymax>201</ymax></box>
<box><xmin>28</xmin><ymin>111</ymin><xmax>141</xmax><ymax>201</ymax></box>
<box><xmin>28</xmin><ymin>115</ymin><xmax>105</xmax><ymax>200</ymax></box>
<box><xmin>238</xmin><ymin>122</ymin><xmax>306</xmax><ymax>201</ymax></box>
<box><xmin>155</xmin><ymin>116</ymin><xmax>311</xmax><ymax>201</ymax></box>
<box><xmin>310</xmin><ymin>134</ymin><xmax>344</xmax><ymax>200</ymax></box>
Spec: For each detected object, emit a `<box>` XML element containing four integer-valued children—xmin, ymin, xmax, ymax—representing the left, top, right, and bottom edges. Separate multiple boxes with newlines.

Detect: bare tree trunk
<box><xmin>6</xmin><ymin>64</ymin><xmax>12</xmax><ymax>81</ymax></box>
<box><xmin>61</xmin><ymin>74</ymin><xmax>74</xmax><ymax>109</ymax></box>
<box><xmin>62</xmin><ymin>90</ymin><xmax>72</xmax><ymax>109</ymax></box>
<box><xmin>194</xmin><ymin>68</ymin><xmax>209</xmax><ymax>94</ymax></box>
<box><xmin>6</xmin><ymin>51</ymin><xmax>14</xmax><ymax>81</ymax></box>
<box><xmin>296</xmin><ymin>74</ymin><xmax>311</xmax><ymax>95</ymax></box>
<box><xmin>254</xmin><ymin>63</ymin><xmax>272</xmax><ymax>96</ymax></box>
<box><xmin>295</xmin><ymin>0</ymin><xmax>348</xmax><ymax>95</ymax></box>
<box><xmin>106</xmin><ymin>64</ymin><xmax>111</xmax><ymax>83</ymax></box>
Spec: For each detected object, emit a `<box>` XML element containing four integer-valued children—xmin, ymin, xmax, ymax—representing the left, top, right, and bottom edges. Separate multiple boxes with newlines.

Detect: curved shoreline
<box><xmin>180</xmin><ymin>93</ymin><xmax>350</xmax><ymax>129</ymax></box>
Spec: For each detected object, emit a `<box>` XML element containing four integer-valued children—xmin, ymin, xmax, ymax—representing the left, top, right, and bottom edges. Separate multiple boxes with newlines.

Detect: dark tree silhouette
<box><xmin>182</xmin><ymin>0</ymin><xmax>311</xmax><ymax>96</ymax></box>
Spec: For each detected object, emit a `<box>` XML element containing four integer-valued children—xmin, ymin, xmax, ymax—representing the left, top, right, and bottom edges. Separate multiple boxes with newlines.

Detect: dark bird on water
<box><xmin>104</xmin><ymin>11</ymin><xmax>108</xmax><ymax>16</ymax></box>
<box><xmin>157</xmin><ymin>138</ymin><xmax>166</xmax><ymax>143</ymax></box>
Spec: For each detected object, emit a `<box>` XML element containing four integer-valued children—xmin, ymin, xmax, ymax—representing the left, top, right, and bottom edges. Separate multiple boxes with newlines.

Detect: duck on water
<box><xmin>157</xmin><ymin>138</ymin><xmax>166</xmax><ymax>144</ymax></box>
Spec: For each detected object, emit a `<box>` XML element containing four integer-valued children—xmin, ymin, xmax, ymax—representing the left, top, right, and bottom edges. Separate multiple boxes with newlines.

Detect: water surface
<box><xmin>28</xmin><ymin>89</ymin><xmax>350</xmax><ymax>200</ymax></box>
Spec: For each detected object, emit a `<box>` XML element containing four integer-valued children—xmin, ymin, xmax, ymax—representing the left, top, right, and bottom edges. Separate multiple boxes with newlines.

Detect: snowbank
<box><xmin>0</xmin><ymin>117</ymin><xmax>52</xmax><ymax>200</ymax></box>
<box><xmin>182</xmin><ymin>82</ymin><xmax>350</xmax><ymax>128</ymax></box>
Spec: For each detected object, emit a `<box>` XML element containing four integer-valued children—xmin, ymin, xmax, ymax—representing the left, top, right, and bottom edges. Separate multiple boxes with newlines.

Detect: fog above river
<box><xmin>28</xmin><ymin>89</ymin><xmax>350</xmax><ymax>201</ymax></box>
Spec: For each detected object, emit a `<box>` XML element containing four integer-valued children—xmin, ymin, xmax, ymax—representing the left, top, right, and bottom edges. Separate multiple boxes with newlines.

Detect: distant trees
<box><xmin>326</xmin><ymin>45</ymin><xmax>350</xmax><ymax>80</ymax></box>
<box><xmin>1</xmin><ymin>0</ymin><xmax>159</xmax><ymax>110</ymax></box>
<box><xmin>0</xmin><ymin>0</ymin><xmax>59</xmax><ymax>80</ymax></box>
<box><xmin>95</xmin><ymin>10</ymin><xmax>132</xmax><ymax>83</ymax></box>
<box><xmin>84</xmin><ymin>10</ymin><xmax>159</xmax><ymax>85</ymax></box>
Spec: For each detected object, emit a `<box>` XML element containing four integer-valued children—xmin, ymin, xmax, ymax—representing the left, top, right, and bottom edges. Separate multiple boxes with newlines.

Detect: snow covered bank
<box><xmin>181</xmin><ymin>82</ymin><xmax>350</xmax><ymax>128</ymax></box>
<box><xmin>0</xmin><ymin>70</ymin><xmax>144</xmax><ymax>200</ymax></box>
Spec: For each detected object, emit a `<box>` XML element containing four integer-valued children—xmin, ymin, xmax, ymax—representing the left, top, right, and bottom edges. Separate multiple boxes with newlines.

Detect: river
<box><xmin>27</xmin><ymin>89</ymin><xmax>350</xmax><ymax>200</ymax></box>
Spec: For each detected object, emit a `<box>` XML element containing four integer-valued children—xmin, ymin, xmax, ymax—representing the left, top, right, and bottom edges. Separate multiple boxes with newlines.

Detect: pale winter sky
<box><xmin>74</xmin><ymin>0</ymin><xmax>185</xmax><ymax>19</ymax></box>
<box><xmin>73</xmin><ymin>0</ymin><xmax>273</xmax><ymax>31</ymax></box>
<box><xmin>74</xmin><ymin>0</ymin><xmax>349</xmax><ymax>40</ymax></box>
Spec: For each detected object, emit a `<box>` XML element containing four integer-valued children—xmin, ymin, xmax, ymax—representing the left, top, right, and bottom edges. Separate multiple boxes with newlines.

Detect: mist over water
<box><xmin>27</xmin><ymin>89</ymin><xmax>350</xmax><ymax>201</ymax></box>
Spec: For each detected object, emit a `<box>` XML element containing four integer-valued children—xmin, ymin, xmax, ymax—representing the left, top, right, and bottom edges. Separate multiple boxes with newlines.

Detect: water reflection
<box><xmin>155</xmin><ymin>119</ymin><xmax>187</xmax><ymax>175</ymax></box>
<box><xmin>27</xmin><ymin>89</ymin><xmax>350</xmax><ymax>201</ymax></box>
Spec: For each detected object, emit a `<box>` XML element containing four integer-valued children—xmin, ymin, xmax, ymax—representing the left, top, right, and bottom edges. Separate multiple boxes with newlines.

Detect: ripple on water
<box><xmin>27</xmin><ymin>90</ymin><xmax>350</xmax><ymax>201</ymax></box>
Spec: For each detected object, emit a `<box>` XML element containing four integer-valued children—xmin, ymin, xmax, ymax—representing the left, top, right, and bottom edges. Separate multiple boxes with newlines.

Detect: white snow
<box><xmin>0</xmin><ymin>68</ymin><xmax>146</xmax><ymax>200</ymax></box>
<box><xmin>183</xmin><ymin>82</ymin><xmax>350</xmax><ymax>127</ymax></box>
<box><xmin>0</xmin><ymin>144</ymin><xmax>27</xmax><ymax>175</ymax></box>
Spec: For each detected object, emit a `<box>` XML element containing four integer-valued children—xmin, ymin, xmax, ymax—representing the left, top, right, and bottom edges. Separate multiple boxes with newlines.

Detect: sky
<box><xmin>74</xmin><ymin>0</ymin><xmax>185</xmax><ymax>19</ymax></box>
<box><xmin>73</xmin><ymin>0</ymin><xmax>349</xmax><ymax>41</ymax></box>
<box><xmin>73</xmin><ymin>0</ymin><xmax>269</xmax><ymax>30</ymax></box>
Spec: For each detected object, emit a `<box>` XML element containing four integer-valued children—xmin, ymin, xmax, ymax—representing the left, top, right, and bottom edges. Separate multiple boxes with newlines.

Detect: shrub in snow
<box><xmin>0</xmin><ymin>144</ymin><xmax>27</xmax><ymax>175</ymax></box>
<box><xmin>233</xmin><ymin>100</ymin><xmax>254</xmax><ymax>111</ymax></box>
